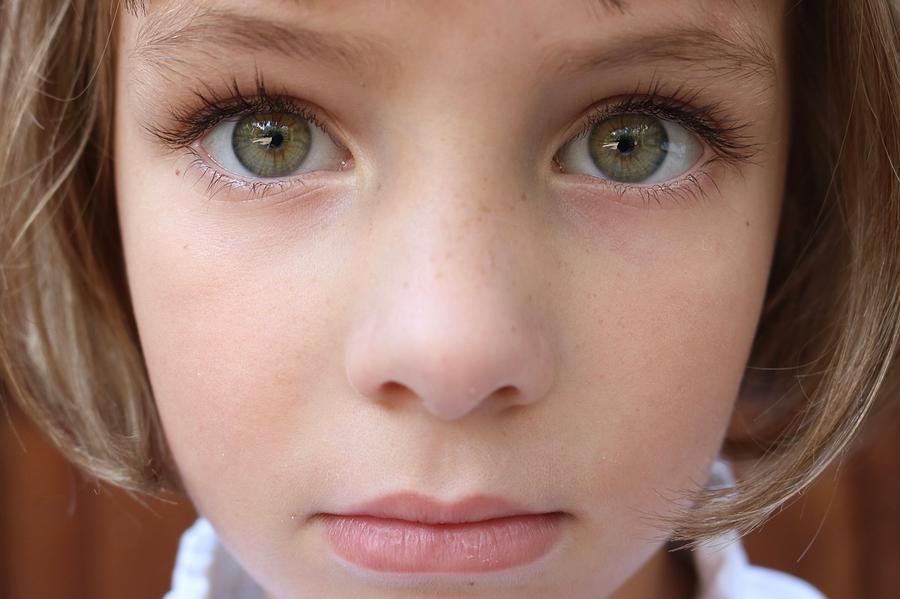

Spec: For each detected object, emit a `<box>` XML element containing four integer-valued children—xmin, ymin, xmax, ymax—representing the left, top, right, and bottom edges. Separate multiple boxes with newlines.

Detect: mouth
<box><xmin>316</xmin><ymin>492</ymin><xmax>567</xmax><ymax>574</ymax></box>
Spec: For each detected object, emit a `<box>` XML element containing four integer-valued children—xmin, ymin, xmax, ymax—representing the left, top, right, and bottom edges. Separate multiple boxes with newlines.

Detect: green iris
<box><xmin>232</xmin><ymin>112</ymin><xmax>311</xmax><ymax>178</ymax></box>
<box><xmin>587</xmin><ymin>115</ymin><xmax>668</xmax><ymax>183</ymax></box>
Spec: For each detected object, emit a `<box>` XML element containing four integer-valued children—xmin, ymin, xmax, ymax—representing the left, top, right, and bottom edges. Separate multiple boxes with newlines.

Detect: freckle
<box><xmin>520</xmin><ymin>192</ymin><xmax>528</xmax><ymax>202</ymax></box>
<box><xmin>745</xmin><ymin>220</ymin><xmax>750</xmax><ymax>227</ymax></box>
<box><xmin>175</xmin><ymin>169</ymin><xmax>181</xmax><ymax>176</ymax></box>
<box><xmin>182</xmin><ymin>244</ymin><xmax>189</xmax><ymax>250</ymax></box>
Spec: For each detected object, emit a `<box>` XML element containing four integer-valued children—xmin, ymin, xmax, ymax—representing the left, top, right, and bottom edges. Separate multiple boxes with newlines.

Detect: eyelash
<box><xmin>557</xmin><ymin>78</ymin><xmax>760</xmax><ymax>206</ymax></box>
<box><xmin>147</xmin><ymin>73</ymin><xmax>759</xmax><ymax>205</ymax></box>
<box><xmin>149</xmin><ymin>73</ymin><xmax>335</xmax><ymax>149</ymax></box>
<box><xmin>146</xmin><ymin>73</ymin><xmax>345</xmax><ymax>200</ymax></box>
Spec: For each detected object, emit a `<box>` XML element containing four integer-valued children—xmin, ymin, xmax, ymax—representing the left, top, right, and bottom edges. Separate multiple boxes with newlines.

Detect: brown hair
<box><xmin>1</xmin><ymin>0</ymin><xmax>898</xmax><ymax>542</ymax></box>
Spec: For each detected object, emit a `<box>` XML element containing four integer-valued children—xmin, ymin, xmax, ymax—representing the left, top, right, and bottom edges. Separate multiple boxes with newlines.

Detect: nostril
<box><xmin>380</xmin><ymin>380</ymin><xmax>406</xmax><ymax>395</ymax></box>
<box><xmin>496</xmin><ymin>385</ymin><xmax>516</xmax><ymax>398</ymax></box>
<box><xmin>378</xmin><ymin>381</ymin><xmax>519</xmax><ymax>414</ymax></box>
<box><xmin>494</xmin><ymin>385</ymin><xmax>522</xmax><ymax>409</ymax></box>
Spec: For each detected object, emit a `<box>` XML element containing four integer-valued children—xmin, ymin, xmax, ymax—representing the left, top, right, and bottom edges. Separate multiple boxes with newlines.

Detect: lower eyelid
<box><xmin>185</xmin><ymin>152</ymin><xmax>290</xmax><ymax>199</ymax></box>
<box><xmin>176</xmin><ymin>150</ymin><xmax>334</xmax><ymax>204</ymax></box>
<box><xmin>184</xmin><ymin>157</ymin><xmax>718</xmax><ymax>208</ymax></box>
<box><xmin>554</xmin><ymin>159</ymin><xmax>722</xmax><ymax>209</ymax></box>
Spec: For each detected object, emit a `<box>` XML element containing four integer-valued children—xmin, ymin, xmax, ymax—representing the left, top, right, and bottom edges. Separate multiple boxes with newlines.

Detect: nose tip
<box><xmin>344</xmin><ymin>310</ymin><xmax>555</xmax><ymax>421</ymax></box>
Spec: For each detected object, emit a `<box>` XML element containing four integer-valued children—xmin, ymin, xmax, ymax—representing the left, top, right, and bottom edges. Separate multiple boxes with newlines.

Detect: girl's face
<box><xmin>115</xmin><ymin>1</ymin><xmax>789</xmax><ymax>597</ymax></box>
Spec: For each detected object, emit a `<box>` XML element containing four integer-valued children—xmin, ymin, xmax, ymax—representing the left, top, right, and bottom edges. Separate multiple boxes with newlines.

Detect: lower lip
<box><xmin>322</xmin><ymin>513</ymin><xmax>563</xmax><ymax>573</ymax></box>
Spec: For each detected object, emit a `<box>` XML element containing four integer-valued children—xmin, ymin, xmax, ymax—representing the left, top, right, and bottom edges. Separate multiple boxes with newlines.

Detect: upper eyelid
<box><xmin>228</xmin><ymin>100</ymin><xmax>353</xmax><ymax>161</ymax></box>
<box><xmin>564</xmin><ymin>95</ymin><xmax>756</xmax><ymax>167</ymax></box>
<box><xmin>202</xmin><ymin>101</ymin><xmax>337</xmax><ymax>146</ymax></box>
<box><xmin>172</xmin><ymin>98</ymin><xmax>330</xmax><ymax>147</ymax></box>
<box><xmin>167</xmin><ymin>97</ymin><xmax>739</xmax><ymax>156</ymax></box>
<box><xmin>563</xmin><ymin>100</ymin><xmax>703</xmax><ymax>161</ymax></box>
<box><xmin>143</xmin><ymin>74</ymin><xmax>346</xmax><ymax>152</ymax></box>
<box><xmin>149</xmin><ymin>77</ymin><xmax>760</xmax><ymax>171</ymax></box>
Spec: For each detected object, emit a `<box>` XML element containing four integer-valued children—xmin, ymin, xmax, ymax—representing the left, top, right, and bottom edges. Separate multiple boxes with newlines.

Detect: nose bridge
<box><xmin>344</xmin><ymin>147</ymin><xmax>555</xmax><ymax>421</ymax></box>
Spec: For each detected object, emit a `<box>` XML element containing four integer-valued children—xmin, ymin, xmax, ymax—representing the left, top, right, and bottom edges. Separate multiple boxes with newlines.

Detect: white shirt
<box><xmin>164</xmin><ymin>462</ymin><xmax>826</xmax><ymax>599</ymax></box>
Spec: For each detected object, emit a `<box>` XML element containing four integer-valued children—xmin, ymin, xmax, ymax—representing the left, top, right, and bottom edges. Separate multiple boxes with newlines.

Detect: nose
<box><xmin>343</xmin><ymin>188</ymin><xmax>556</xmax><ymax>422</ymax></box>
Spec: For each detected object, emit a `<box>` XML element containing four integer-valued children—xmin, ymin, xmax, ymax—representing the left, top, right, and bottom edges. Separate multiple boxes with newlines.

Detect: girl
<box><xmin>1</xmin><ymin>0</ymin><xmax>898</xmax><ymax>597</ymax></box>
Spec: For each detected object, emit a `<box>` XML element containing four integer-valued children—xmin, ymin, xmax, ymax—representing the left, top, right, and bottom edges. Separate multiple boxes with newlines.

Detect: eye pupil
<box><xmin>616</xmin><ymin>136</ymin><xmax>636</xmax><ymax>154</ymax></box>
<box><xmin>268</xmin><ymin>131</ymin><xmax>284</xmax><ymax>149</ymax></box>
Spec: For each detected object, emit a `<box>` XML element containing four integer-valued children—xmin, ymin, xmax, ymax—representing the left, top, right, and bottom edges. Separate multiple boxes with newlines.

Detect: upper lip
<box><xmin>329</xmin><ymin>492</ymin><xmax>555</xmax><ymax>524</ymax></box>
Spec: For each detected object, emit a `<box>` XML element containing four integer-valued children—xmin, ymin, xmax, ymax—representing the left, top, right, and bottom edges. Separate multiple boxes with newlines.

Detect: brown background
<box><xmin>2</xmin><ymin>402</ymin><xmax>898</xmax><ymax>599</ymax></box>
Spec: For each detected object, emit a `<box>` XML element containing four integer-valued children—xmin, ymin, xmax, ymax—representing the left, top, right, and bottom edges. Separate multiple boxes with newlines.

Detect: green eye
<box><xmin>232</xmin><ymin>112</ymin><xmax>312</xmax><ymax>178</ymax></box>
<box><xmin>587</xmin><ymin>115</ymin><xmax>669</xmax><ymax>183</ymax></box>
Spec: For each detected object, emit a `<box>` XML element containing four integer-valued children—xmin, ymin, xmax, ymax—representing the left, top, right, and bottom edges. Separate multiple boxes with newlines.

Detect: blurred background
<box><xmin>2</xmin><ymin>400</ymin><xmax>898</xmax><ymax>598</ymax></box>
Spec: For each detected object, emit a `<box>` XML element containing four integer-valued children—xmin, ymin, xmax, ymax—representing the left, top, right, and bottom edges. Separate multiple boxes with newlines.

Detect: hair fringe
<box><xmin>0</xmin><ymin>0</ymin><xmax>178</xmax><ymax>495</ymax></box>
<box><xmin>671</xmin><ymin>0</ymin><xmax>900</xmax><ymax>542</ymax></box>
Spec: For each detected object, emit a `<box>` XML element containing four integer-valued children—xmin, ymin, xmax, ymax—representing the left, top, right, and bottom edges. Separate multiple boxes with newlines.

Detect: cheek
<box><xmin>117</xmin><ymin>182</ymin><xmax>353</xmax><ymax>501</ymax></box>
<box><xmin>591</xmin><ymin>258</ymin><xmax>758</xmax><ymax>480</ymax></box>
<box><xmin>543</xmin><ymin>169</ymin><xmax>782</xmax><ymax>521</ymax></box>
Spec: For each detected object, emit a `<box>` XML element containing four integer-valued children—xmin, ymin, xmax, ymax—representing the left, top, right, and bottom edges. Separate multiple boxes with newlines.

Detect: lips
<box><xmin>341</xmin><ymin>491</ymin><xmax>547</xmax><ymax>523</ymax></box>
<box><xmin>319</xmin><ymin>492</ymin><xmax>565</xmax><ymax>573</ymax></box>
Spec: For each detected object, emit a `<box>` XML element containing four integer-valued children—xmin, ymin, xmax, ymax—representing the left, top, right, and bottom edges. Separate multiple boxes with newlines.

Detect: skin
<box><xmin>114</xmin><ymin>0</ymin><xmax>789</xmax><ymax>597</ymax></box>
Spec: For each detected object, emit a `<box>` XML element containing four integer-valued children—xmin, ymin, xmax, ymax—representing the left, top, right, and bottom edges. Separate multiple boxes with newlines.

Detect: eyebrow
<box><xmin>130</xmin><ymin>5</ymin><xmax>395</xmax><ymax>80</ymax></box>
<box><xmin>129</xmin><ymin>1</ymin><xmax>775</xmax><ymax>90</ymax></box>
<box><xmin>125</xmin><ymin>0</ymin><xmax>630</xmax><ymax>18</ymax></box>
<box><xmin>543</xmin><ymin>24</ymin><xmax>777</xmax><ymax>85</ymax></box>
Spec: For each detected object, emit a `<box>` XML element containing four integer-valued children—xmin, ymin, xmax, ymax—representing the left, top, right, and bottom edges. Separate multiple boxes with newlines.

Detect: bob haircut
<box><xmin>1</xmin><ymin>0</ymin><xmax>899</xmax><ymax>543</ymax></box>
